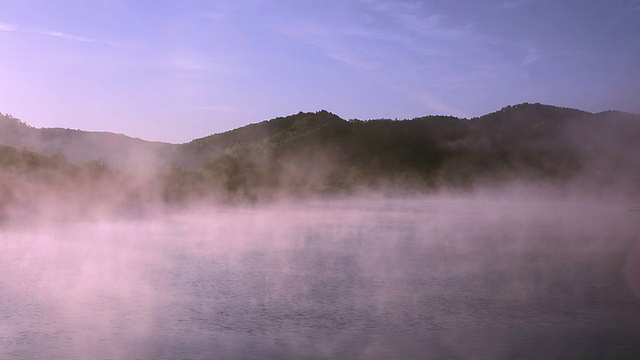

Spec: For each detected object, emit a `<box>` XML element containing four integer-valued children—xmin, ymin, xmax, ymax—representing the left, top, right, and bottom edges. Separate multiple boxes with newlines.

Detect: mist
<box><xmin>1</xmin><ymin>193</ymin><xmax>640</xmax><ymax>359</ymax></box>
<box><xmin>2</xmin><ymin>105</ymin><xmax>640</xmax><ymax>358</ymax></box>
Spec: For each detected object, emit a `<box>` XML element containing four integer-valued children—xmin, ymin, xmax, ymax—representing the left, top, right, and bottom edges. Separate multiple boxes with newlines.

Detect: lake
<box><xmin>1</xmin><ymin>197</ymin><xmax>639</xmax><ymax>359</ymax></box>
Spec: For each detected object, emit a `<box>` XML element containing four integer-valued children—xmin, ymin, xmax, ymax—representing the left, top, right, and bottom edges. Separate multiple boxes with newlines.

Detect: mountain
<box><xmin>1</xmin><ymin>103</ymin><xmax>639</xmax><ymax>209</ymax></box>
<box><xmin>162</xmin><ymin>104</ymin><xmax>640</xmax><ymax>199</ymax></box>
<box><xmin>0</xmin><ymin>113</ymin><xmax>177</xmax><ymax>172</ymax></box>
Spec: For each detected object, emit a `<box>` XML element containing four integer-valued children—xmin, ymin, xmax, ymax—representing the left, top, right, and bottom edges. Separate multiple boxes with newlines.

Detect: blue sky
<box><xmin>0</xmin><ymin>0</ymin><xmax>638</xmax><ymax>143</ymax></box>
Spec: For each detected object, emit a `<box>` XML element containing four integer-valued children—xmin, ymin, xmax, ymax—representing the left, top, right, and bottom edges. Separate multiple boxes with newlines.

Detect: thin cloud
<box><xmin>274</xmin><ymin>1</ymin><xmax>473</xmax><ymax>70</ymax></box>
<box><xmin>0</xmin><ymin>22</ymin><xmax>16</xmax><ymax>32</ymax></box>
<box><xmin>0</xmin><ymin>21</ymin><xmax>95</xmax><ymax>43</ymax></box>
<box><xmin>522</xmin><ymin>47</ymin><xmax>541</xmax><ymax>65</ymax></box>
<box><xmin>202</xmin><ymin>11</ymin><xmax>227</xmax><ymax>21</ymax></box>
<box><xmin>44</xmin><ymin>30</ymin><xmax>94</xmax><ymax>43</ymax></box>
<box><xmin>276</xmin><ymin>21</ymin><xmax>455</xmax><ymax>72</ymax></box>
<box><xmin>358</xmin><ymin>0</ymin><xmax>469</xmax><ymax>41</ymax></box>
<box><xmin>274</xmin><ymin>1</ymin><xmax>488</xmax><ymax>118</ymax></box>
<box><xmin>190</xmin><ymin>105</ymin><xmax>240</xmax><ymax>113</ymax></box>
<box><xmin>275</xmin><ymin>23</ymin><xmax>375</xmax><ymax>70</ymax></box>
<box><xmin>328</xmin><ymin>53</ymin><xmax>378</xmax><ymax>70</ymax></box>
<box><xmin>167</xmin><ymin>57</ymin><xmax>213</xmax><ymax>72</ymax></box>
<box><xmin>501</xmin><ymin>0</ymin><xmax>535</xmax><ymax>9</ymax></box>
<box><xmin>164</xmin><ymin>54</ymin><xmax>239</xmax><ymax>74</ymax></box>
<box><xmin>359</xmin><ymin>0</ymin><xmax>423</xmax><ymax>16</ymax></box>
<box><xmin>163</xmin><ymin>47</ymin><xmax>241</xmax><ymax>74</ymax></box>
<box><xmin>274</xmin><ymin>0</ymin><xmax>487</xmax><ymax>79</ymax></box>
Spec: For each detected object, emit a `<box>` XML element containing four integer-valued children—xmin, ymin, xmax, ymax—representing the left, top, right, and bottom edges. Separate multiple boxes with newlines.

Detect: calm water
<box><xmin>1</xmin><ymin>198</ymin><xmax>640</xmax><ymax>359</ymax></box>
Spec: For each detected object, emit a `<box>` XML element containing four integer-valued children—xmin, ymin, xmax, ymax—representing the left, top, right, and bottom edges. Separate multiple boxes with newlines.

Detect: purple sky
<box><xmin>1</xmin><ymin>0</ymin><xmax>638</xmax><ymax>143</ymax></box>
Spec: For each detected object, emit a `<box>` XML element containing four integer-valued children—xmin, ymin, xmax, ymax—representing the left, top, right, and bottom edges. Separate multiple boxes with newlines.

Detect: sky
<box><xmin>0</xmin><ymin>0</ymin><xmax>639</xmax><ymax>143</ymax></box>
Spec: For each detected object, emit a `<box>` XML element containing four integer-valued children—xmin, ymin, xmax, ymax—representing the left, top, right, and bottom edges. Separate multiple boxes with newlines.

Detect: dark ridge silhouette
<box><xmin>1</xmin><ymin>103</ymin><xmax>639</xmax><ymax>210</ymax></box>
<box><xmin>162</xmin><ymin>104</ymin><xmax>640</xmax><ymax>202</ymax></box>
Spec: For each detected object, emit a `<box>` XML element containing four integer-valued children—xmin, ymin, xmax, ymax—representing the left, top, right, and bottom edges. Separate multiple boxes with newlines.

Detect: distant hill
<box><xmin>0</xmin><ymin>113</ymin><xmax>176</xmax><ymax>172</ymax></box>
<box><xmin>1</xmin><ymin>103</ymin><xmax>639</xmax><ymax>207</ymax></box>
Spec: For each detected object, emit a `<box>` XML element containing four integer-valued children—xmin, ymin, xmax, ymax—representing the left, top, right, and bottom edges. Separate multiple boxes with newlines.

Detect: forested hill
<box><xmin>0</xmin><ymin>113</ymin><xmax>176</xmax><ymax>172</ymax></box>
<box><xmin>1</xmin><ymin>103</ymin><xmax>639</xmax><ymax>210</ymax></box>
<box><xmin>163</xmin><ymin>103</ymin><xmax>640</xmax><ymax>201</ymax></box>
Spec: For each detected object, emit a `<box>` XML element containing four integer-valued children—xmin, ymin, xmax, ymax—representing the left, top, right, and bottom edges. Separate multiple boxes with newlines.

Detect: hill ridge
<box><xmin>1</xmin><ymin>102</ymin><xmax>640</xmax><ymax>210</ymax></box>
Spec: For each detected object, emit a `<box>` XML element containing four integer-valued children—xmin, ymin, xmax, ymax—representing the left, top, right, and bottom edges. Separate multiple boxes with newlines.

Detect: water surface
<box><xmin>1</xmin><ymin>198</ymin><xmax>639</xmax><ymax>359</ymax></box>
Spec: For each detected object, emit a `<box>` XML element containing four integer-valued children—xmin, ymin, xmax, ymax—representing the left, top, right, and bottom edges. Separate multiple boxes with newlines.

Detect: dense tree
<box><xmin>1</xmin><ymin>103</ymin><xmax>639</xmax><ymax>210</ymax></box>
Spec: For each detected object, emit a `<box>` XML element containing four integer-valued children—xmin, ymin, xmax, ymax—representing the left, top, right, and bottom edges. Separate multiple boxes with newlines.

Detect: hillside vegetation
<box><xmin>1</xmin><ymin>103</ymin><xmax>639</xmax><ymax>216</ymax></box>
<box><xmin>164</xmin><ymin>104</ymin><xmax>640</xmax><ymax>202</ymax></box>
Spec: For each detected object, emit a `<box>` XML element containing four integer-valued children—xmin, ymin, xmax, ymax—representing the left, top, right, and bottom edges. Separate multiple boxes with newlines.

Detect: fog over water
<box><xmin>1</xmin><ymin>195</ymin><xmax>640</xmax><ymax>359</ymax></box>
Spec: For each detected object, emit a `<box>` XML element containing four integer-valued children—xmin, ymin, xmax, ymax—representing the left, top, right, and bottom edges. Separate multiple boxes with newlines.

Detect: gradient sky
<box><xmin>1</xmin><ymin>0</ymin><xmax>638</xmax><ymax>143</ymax></box>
